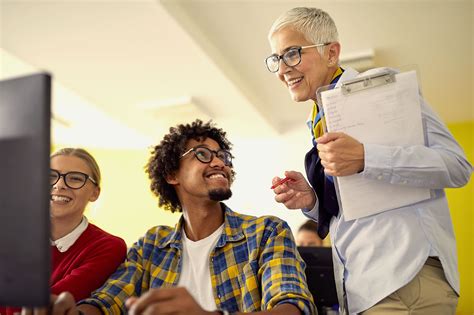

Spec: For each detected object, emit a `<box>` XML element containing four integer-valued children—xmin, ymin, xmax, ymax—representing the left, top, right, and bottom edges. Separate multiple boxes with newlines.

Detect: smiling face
<box><xmin>270</xmin><ymin>26</ymin><xmax>339</xmax><ymax>102</ymax></box>
<box><xmin>50</xmin><ymin>155</ymin><xmax>100</xmax><ymax>223</ymax></box>
<box><xmin>167</xmin><ymin>138</ymin><xmax>232</xmax><ymax>207</ymax></box>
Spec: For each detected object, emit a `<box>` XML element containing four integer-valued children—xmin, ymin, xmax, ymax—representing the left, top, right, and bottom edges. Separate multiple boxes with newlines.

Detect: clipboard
<box><xmin>316</xmin><ymin>69</ymin><xmax>431</xmax><ymax>220</ymax></box>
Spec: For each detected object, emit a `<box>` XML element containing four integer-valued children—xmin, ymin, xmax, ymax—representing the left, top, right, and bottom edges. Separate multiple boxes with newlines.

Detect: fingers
<box><xmin>315</xmin><ymin>131</ymin><xmax>343</xmax><ymax>144</ymax></box>
<box><xmin>21</xmin><ymin>308</ymin><xmax>48</xmax><ymax>315</ymax></box>
<box><xmin>21</xmin><ymin>308</ymin><xmax>33</xmax><ymax>315</ymax></box>
<box><xmin>127</xmin><ymin>287</ymin><xmax>203</xmax><ymax>315</ymax></box>
<box><xmin>51</xmin><ymin>292</ymin><xmax>76</xmax><ymax>315</ymax></box>
<box><xmin>127</xmin><ymin>288</ymin><xmax>176</xmax><ymax>315</ymax></box>
<box><xmin>125</xmin><ymin>297</ymin><xmax>138</xmax><ymax>310</ymax></box>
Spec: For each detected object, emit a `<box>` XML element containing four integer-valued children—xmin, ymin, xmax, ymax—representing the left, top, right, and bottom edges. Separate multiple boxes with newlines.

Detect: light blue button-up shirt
<box><xmin>304</xmin><ymin>67</ymin><xmax>472</xmax><ymax>314</ymax></box>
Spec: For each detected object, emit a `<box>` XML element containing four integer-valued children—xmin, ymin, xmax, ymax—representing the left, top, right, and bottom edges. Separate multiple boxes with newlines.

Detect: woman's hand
<box><xmin>272</xmin><ymin>171</ymin><xmax>316</xmax><ymax>210</ymax></box>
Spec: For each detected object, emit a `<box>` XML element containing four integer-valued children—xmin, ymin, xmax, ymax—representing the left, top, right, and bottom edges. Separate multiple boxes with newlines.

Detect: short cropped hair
<box><xmin>298</xmin><ymin>219</ymin><xmax>319</xmax><ymax>233</ymax></box>
<box><xmin>146</xmin><ymin>119</ymin><xmax>235</xmax><ymax>213</ymax></box>
<box><xmin>268</xmin><ymin>7</ymin><xmax>339</xmax><ymax>55</ymax></box>
<box><xmin>50</xmin><ymin>147</ymin><xmax>101</xmax><ymax>188</ymax></box>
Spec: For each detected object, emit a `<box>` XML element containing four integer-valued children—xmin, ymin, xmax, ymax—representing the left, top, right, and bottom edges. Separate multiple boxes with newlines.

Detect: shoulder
<box><xmin>235</xmin><ymin>211</ymin><xmax>290</xmax><ymax>235</ymax></box>
<box><xmin>132</xmin><ymin>225</ymin><xmax>176</xmax><ymax>248</ymax></box>
<box><xmin>84</xmin><ymin>223</ymin><xmax>126</xmax><ymax>250</ymax></box>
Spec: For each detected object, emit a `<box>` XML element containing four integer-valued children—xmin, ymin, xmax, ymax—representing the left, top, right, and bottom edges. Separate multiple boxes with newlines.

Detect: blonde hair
<box><xmin>51</xmin><ymin>148</ymin><xmax>101</xmax><ymax>187</ymax></box>
<box><xmin>268</xmin><ymin>7</ymin><xmax>339</xmax><ymax>55</ymax></box>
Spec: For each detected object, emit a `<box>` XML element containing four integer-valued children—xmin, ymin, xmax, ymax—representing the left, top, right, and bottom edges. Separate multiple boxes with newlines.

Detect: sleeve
<box><xmin>51</xmin><ymin>236</ymin><xmax>127</xmax><ymax>301</ymax></box>
<box><xmin>362</xmin><ymin>98</ymin><xmax>472</xmax><ymax>189</ymax></box>
<box><xmin>78</xmin><ymin>236</ymin><xmax>148</xmax><ymax>315</ymax></box>
<box><xmin>301</xmin><ymin>198</ymin><xmax>319</xmax><ymax>222</ymax></box>
<box><xmin>258</xmin><ymin>219</ymin><xmax>317</xmax><ymax>315</ymax></box>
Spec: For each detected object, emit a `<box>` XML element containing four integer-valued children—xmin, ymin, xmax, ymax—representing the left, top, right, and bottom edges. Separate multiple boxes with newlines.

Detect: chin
<box><xmin>209</xmin><ymin>188</ymin><xmax>232</xmax><ymax>201</ymax></box>
<box><xmin>290</xmin><ymin>91</ymin><xmax>310</xmax><ymax>102</ymax></box>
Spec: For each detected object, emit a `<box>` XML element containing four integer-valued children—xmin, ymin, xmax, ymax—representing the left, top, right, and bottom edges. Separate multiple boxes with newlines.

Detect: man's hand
<box><xmin>272</xmin><ymin>171</ymin><xmax>316</xmax><ymax>210</ymax></box>
<box><xmin>316</xmin><ymin>132</ymin><xmax>365</xmax><ymax>176</ymax></box>
<box><xmin>126</xmin><ymin>287</ymin><xmax>214</xmax><ymax>315</ymax></box>
<box><xmin>21</xmin><ymin>292</ymin><xmax>79</xmax><ymax>315</ymax></box>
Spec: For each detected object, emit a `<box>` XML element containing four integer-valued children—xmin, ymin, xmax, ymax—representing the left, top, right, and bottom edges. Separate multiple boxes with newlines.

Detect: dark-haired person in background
<box><xmin>266</xmin><ymin>6</ymin><xmax>472</xmax><ymax>315</ymax></box>
<box><xmin>1</xmin><ymin>148</ymin><xmax>126</xmax><ymax>315</ymax></box>
<box><xmin>31</xmin><ymin>120</ymin><xmax>315</xmax><ymax>315</ymax></box>
<box><xmin>296</xmin><ymin>220</ymin><xmax>324</xmax><ymax>247</ymax></box>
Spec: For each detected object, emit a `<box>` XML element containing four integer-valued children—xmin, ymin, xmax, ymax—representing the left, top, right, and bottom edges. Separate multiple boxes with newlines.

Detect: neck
<box><xmin>51</xmin><ymin>215</ymin><xmax>84</xmax><ymax>241</ymax></box>
<box><xmin>182</xmin><ymin>202</ymin><xmax>224</xmax><ymax>241</ymax></box>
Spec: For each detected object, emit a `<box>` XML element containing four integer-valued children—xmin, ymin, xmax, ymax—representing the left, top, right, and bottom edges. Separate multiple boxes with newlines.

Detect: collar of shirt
<box><xmin>156</xmin><ymin>203</ymin><xmax>245</xmax><ymax>250</ymax></box>
<box><xmin>306</xmin><ymin>67</ymin><xmax>345</xmax><ymax>132</ymax></box>
<box><xmin>50</xmin><ymin>216</ymin><xmax>89</xmax><ymax>252</ymax></box>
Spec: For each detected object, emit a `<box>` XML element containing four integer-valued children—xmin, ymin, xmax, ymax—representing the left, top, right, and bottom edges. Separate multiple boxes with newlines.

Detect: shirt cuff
<box><xmin>301</xmin><ymin>193</ymin><xmax>319</xmax><ymax>222</ymax></box>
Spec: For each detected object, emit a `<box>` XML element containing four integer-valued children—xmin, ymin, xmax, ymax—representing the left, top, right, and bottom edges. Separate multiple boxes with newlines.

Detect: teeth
<box><xmin>209</xmin><ymin>174</ymin><xmax>224</xmax><ymax>179</ymax></box>
<box><xmin>287</xmin><ymin>77</ymin><xmax>303</xmax><ymax>86</ymax></box>
<box><xmin>51</xmin><ymin>195</ymin><xmax>72</xmax><ymax>202</ymax></box>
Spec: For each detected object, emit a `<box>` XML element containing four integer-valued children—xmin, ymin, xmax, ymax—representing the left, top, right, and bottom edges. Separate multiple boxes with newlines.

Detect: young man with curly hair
<box><xmin>34</xmin><ymin>119</ymin><xmax>315</xmax><ymax>315</ymax></box>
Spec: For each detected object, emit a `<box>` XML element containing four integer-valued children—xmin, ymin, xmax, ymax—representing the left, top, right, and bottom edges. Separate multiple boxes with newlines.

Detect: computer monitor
<box><xmin>298</xmin><ymin>246</ymin><xmax>338</xmax><ymax>312</ymax></box>
<box><xmin>0</xmin><ymin>73</ymin><xmax>51</xmax><ymax>306</ymax></box>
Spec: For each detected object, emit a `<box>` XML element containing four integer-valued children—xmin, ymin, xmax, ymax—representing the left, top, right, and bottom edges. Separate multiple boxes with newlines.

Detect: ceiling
<box><xmin>1</xmin><ymin>0</ymin><xmax>472</xmax><ymax>148</ymax></box>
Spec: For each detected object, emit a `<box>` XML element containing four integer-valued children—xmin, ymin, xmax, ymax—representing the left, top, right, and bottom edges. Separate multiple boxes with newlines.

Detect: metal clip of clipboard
<box><xmin>341</xmin><ymin>71</ymin><xmax>396</xmax><ymax>95</ymax></box>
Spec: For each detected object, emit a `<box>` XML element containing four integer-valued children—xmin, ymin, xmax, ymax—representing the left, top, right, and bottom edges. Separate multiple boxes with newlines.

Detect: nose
<box><xmin>277</xmin><ymin>59</ymin><xmax>291</xmax><ymax>76</ymax></box>
<box><xmin>209</xmin><ymin>153</ymin><xmax>226</xmax><ymax>167</ymax></box>
<box><xmin>53</xmin><ymin>175</ymin><xmax>67</xmax><ymax>189</ymax></box>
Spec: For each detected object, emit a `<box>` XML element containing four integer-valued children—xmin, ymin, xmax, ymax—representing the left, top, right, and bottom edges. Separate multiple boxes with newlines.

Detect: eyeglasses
<box><xmin>265</xmin><ymin>43</ymin><xmax>330</xmax><ymax>73</ymax></box>
<box><xmin>180</xmin><ymin>146</ymin><xmax>233</xmax><ymax>166</ymax></box>
<box><xmin>50</xmin><ymin>169</ymin><xmax>98</xmax><ymax>189</ymax></box>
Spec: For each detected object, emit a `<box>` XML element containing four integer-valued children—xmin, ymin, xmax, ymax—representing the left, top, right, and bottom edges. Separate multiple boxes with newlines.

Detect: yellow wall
<box><xmin>79</xmin><ymin>148</ymin><xmax>180</xmax><ymax>245</ymax></box>
<box><xmin>447</xmin><ymin>121</ymin><xmax>474</xmax><ymax>315</ymax></box>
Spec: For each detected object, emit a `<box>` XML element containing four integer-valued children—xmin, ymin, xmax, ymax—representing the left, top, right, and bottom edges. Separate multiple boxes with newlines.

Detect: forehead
<box><xmin>51</xmin><ymin>155</ymin><xmax>91</xmax><ymax>174</ymax></box>
<box><xmin>270</xmin><ymin>27</ymin><xmax>311</xmax><ymax>53</ymax></box>
<box><xmin>185</xmin><ymin>137</ymin><xmax>221</xmax><ymax>150</ymax></box>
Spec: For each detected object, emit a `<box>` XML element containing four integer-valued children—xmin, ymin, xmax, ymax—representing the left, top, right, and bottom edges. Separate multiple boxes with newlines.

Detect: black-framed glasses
<box><xmin>265</xmin><ymin>43</ymin><xmax>330</xmax><ymax>73</ymax></box>
<box><xmin>180</xmin><ymin>146</ymin><xmax>233</xmax><ymax>166</ymax></box>
<box><xmin>50</xmin><ymin>169</ymin><xmax>98</xmax><ymax>189</ymax></box>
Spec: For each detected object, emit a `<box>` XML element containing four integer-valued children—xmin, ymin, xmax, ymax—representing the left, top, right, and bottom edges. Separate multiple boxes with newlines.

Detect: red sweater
<box><xmin>1</xmin><ymin>223</ymin><xmax>126</xmax><ymax>315</ymax></box>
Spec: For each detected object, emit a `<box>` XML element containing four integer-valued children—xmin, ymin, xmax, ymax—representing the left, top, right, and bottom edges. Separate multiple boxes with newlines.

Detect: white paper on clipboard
<box><xmin>317</xmin><ymin>70</ymin><xmax>431</xmax><ymax>220</ymax></box>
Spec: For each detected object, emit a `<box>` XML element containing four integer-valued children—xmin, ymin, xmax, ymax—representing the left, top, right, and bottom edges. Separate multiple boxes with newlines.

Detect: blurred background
<box><xmin>1</xmin><ymin>0</ymin><xmax>472</xmax><ymax>313</ymax></box>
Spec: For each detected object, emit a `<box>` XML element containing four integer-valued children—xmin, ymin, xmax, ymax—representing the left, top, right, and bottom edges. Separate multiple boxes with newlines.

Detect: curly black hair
<box><xmin>145</xmin><ymin>119</ymin><xmax>235</xmax><ymax>213</ymax></box>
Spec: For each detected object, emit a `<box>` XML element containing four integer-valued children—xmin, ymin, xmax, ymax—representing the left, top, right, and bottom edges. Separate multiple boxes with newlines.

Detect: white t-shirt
<box><xmin>177</xmin><ymin>223</ymin><xmax>224</xmax><ymax>311</ymax></box>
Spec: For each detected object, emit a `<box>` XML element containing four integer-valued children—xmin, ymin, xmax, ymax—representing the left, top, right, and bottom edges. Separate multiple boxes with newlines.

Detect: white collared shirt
<box><xmin>50</xmin><ymin>217</ymin><xmax>89</xmax><ymax>252</ymax></box>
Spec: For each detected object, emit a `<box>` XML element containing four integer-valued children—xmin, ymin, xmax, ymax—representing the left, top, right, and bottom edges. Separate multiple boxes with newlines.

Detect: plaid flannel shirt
<box><xmin>80</xmin><ymin>204</ymin><xmax>316</xmax><ymax>314</ymax></box>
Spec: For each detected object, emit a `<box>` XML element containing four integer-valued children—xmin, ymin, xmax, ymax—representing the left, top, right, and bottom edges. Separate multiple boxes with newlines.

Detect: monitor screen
<box><xmin>298</xmin><ymin>246</ymin><xmax>338</xmax><ymax>311</ymax></box>
<box><xmin>0</xmin><ymin>73</ymin><xmax>51</xmax><ymax>306</ymax></box>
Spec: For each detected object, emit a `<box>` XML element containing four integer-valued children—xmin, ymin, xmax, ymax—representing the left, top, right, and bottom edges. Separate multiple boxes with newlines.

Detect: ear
<box><xmin>326</xmin><ymin>42</ymin><xmax>341</xmax><ymax>66</ymax></box>
<box><xmin>89</xmin><ymin>186</ymin><xmax>101</xmax><ymax>202</ymax></box>
<box><xmin>165</xmin><ymin>172</ymin><xmax>179</xmax><ymax>185</ymax></box>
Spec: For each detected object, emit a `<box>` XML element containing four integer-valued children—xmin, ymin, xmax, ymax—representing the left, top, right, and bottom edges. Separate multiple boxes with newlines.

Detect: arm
<box><xmin>362</xmin><ymin>101</ymin><xmax>471</xmax><ymax>188</ymax></box>
<box><xmin>257</xmin><ymin>219</ymin><xmax>316</xmax><ymax>315</ymax></box>
<box><xmin>51</xmin><ymin>237</ymin><xmax>127</xmax><ymax>301</ymax></box>
<box><xmin>316</xmin><ymin>99</ymin><xmax>472</xmax><ymax>188</ymax></box>
<box><xmin>77</xmin><ymin>235</ymin><xmax>148</xmax><ymax>313</ymax></box>
<box><xmin>125</xmin><ymin>288</ymin><xmax>301</xmax><ymax>315</ymax></box>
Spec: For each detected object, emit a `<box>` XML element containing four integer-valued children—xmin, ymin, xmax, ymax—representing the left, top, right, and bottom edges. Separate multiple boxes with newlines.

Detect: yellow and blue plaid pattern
<box><xmin>80</xmin><ymin>205</ymin><xmax>316</xmax><ymax>314</ymax></box>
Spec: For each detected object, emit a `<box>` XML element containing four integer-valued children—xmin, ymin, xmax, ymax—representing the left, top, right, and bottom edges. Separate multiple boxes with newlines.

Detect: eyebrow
<box><xmin>272</xmin><ymin>45</ymin><xmax>301</xmax><ymax>56</ymax></box>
